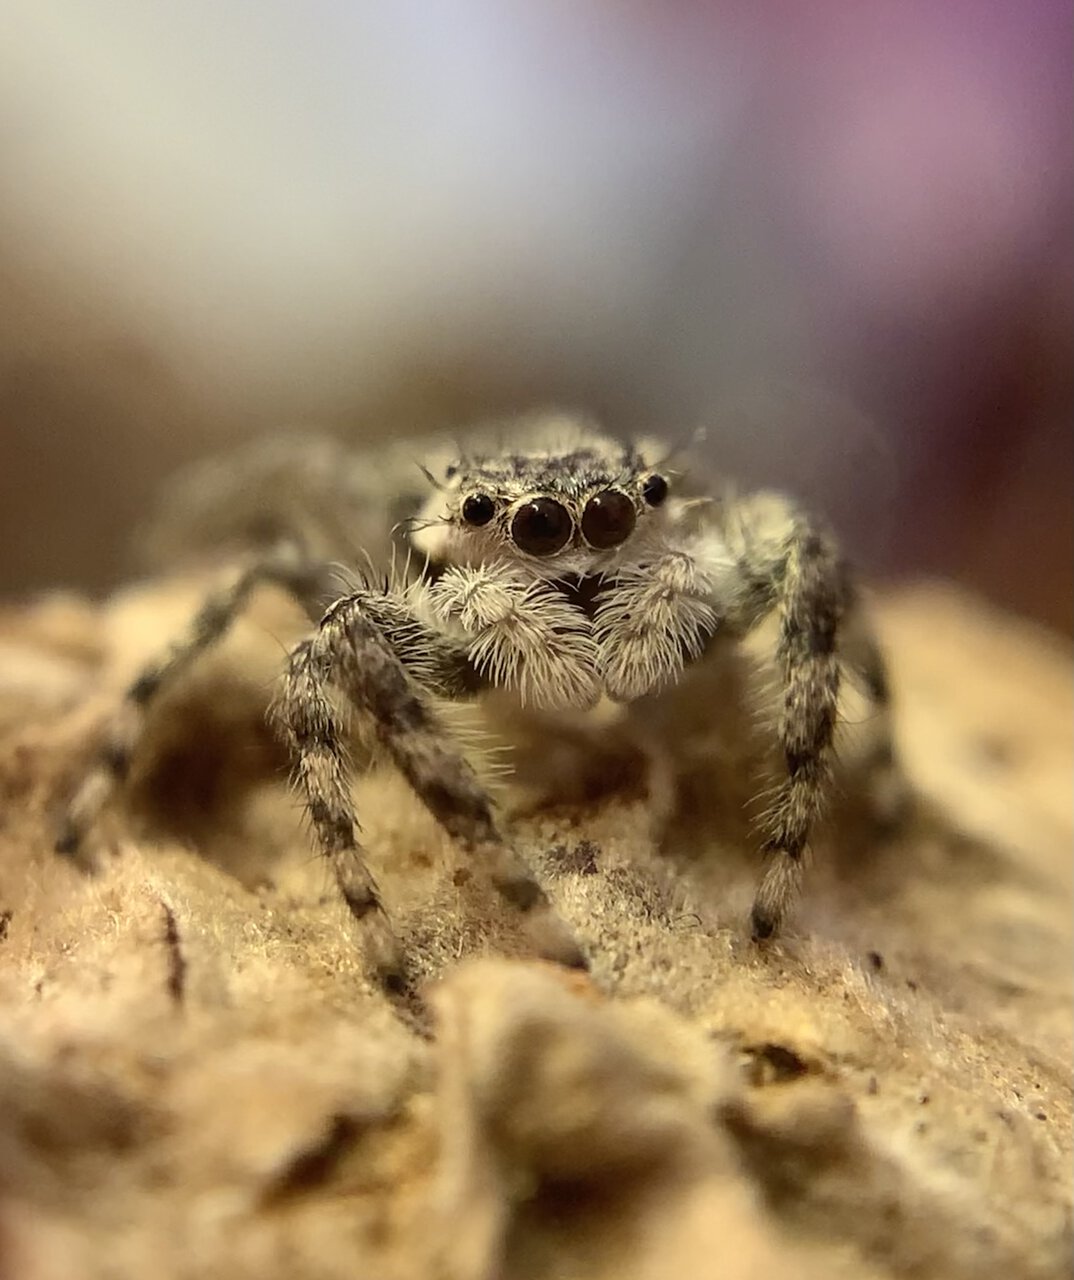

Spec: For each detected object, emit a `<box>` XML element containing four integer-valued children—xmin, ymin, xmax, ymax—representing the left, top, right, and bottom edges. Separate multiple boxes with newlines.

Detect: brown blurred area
<box><xmin>0</xmin><ymin>4</ymin><xmax>1070</xmax><ymax>634</ymax></box>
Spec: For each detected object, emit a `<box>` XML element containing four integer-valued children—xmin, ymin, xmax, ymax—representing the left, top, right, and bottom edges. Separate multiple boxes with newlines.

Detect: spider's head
<box><xmin>410</xmin><ymin>414</ymin><xmax>672</xmax><ymax>573</ymax></box>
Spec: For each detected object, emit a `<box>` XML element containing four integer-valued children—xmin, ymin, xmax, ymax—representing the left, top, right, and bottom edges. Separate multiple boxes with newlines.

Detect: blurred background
<box><xmin>1</xmin><ymin>1</ymin><xmax>1070</xmax><ymax>631</ymax></box>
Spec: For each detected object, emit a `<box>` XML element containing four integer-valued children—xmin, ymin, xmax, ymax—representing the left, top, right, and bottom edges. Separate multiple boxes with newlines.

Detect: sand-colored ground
<box><xmin>0</xmin><ymin>575</ymin><xmax>1070</xmax><ymax>1279</ymax></box>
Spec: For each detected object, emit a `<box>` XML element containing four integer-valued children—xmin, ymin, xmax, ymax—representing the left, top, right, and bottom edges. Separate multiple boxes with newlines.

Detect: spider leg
<box><xmin>56</xmin><ymin>543</ymin><xmax>331</xmax><ymax>860</ymax></box>
<box><xmin>720</xmin><ymin>493</ymin><xmax>868</xmax><ymax>940</ymax></box>
<box><xmin>838</xmin><ymin>584</ymin><xmax>906</xmax><ymax>829</ymax></box>
<box><xmin>273</xmin><ymin>588</ymin><xmax>588</xmax><ymax>988</ymax></box>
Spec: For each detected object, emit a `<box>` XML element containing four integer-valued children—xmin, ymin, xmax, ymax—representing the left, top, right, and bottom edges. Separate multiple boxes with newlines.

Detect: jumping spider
<box><xmin>59</xmin><ymin>412</ymin><xmax>895</xmax><ymax>986</ymax></box>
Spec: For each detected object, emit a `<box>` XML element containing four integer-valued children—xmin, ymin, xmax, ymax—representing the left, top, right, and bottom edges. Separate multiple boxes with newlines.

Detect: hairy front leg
<box><xmin>719</xmin><ymin>493</ymin><xmax>854</xmax><ymax>940</ymax></box>
<box><xmin>273</xmin><ymin>588</ymin><xmax>587</xmax><ymax>988</ymax></box>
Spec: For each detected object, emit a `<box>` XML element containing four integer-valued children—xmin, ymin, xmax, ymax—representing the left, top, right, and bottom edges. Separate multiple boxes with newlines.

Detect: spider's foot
<box><xmin>750</xmin><ymin>854</ymin><xmax>801</xmax><ymax>944</ymax></box>
<box><xmin>332</xmin><ymin>852</ymin><xmax>409</xmax><ymax>992</ymax></box>
<box><xmin>522</xmin><ymin>902</ymin><xmax>589</xmax><ymax>972</ymax></box>
<box><xmin>362</xmin><ymin>910</ymin><xmax>411</xmax><ymax>995</ymax></box>
<box><xmin>750</xmin><ymin>904</ymin><xmax>777</xmax><ymax>942</ymax></box>
<box><xmin>53</xmin><ymin>820</ymin><xmax>100</xmax><ymax>874</ymax></box>
<box><xmin>488</xmin><ymin>854</ymin><xmax>589</xmax><ymax>971</ymax></box>
<box><xmin>54</xmin><ymin>824</ymin><xmax>81</xmax><ymax>857</ymax></box>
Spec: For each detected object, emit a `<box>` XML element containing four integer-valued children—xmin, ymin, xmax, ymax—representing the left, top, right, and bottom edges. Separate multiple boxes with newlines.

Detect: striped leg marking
<box><xmin>57</xmin><ymin>547</ymin><xmax>327</xmax><ymax>861</ymax></box>
<box><xmin>273</xmin><ymin>591</ymin><xmax>587</xmax><ymax>987</ymax></box>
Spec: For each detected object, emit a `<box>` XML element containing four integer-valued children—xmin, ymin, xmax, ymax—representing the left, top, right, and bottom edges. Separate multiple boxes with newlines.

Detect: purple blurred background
<box><xmin>1</xmin><ymin>2</ymin><xmax>1070</xmax><ymax>630</ymax></box>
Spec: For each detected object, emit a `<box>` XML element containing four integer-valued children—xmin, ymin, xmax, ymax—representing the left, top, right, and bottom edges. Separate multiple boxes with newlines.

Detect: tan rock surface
<box><xmin>0</xmin><ymin>577</ymin><xmax>1069</xmax><ymax>1279</ymax></box>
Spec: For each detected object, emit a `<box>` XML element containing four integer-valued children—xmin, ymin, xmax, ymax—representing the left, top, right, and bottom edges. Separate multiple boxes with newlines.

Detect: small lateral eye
<box><xmin>641</xmin><ymin>474</ymin><xmax>669</xmax><ymax>507</ymax></box>
<box><xmin>462</xmin><ymin>493</ymin><xmax>495</xmax><ymax>526</ymax></box>
<box><xmin>511</xmin><ymin>497</ymin><xmax>573</xmax><ymax>556</ymax></box>
<box><xmin>581</xmin><ymin>489</ymin><xmax>636</xmax><ymax>549</ymax></box>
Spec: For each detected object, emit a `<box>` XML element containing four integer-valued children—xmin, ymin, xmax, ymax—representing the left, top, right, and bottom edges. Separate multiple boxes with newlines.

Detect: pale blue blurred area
<box><xmin>1</xmin><ymin>2</ymin><xmax>1070</xmax><ymax>627</ymax></box>
<box><xmin>0</xmin><ymin>3</ymin><xmax>764</xmax><ymax>399</ymax></box>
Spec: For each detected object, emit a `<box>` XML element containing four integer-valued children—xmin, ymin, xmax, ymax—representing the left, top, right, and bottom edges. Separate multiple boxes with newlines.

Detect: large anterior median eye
<box><xmin>581</xmin><ymin>489</ymin><xmax>636</xmax><ymax>549</ymax></box>
<box><xmin>511</xmin><ymin>498</ymin><xmax>573</xmax><ymax>556</ymax></box>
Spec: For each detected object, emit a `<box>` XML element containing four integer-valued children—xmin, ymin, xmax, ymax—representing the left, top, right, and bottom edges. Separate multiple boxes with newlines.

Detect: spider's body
<box><xmin>408</xmin><ymin>419</ymin><xmax>727</xmax><ymax>712</ymax></box>
<box><xmin>60</xmin><ymin>412</ymin><xmax>895</xmax><ymax>987</ymax></box>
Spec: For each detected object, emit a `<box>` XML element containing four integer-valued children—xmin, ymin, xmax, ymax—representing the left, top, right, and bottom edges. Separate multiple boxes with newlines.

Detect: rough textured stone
<box><xmin>0</xmin><ymin>578</ymin><xmax>1069</xmax><ymax>1279</ymax></box>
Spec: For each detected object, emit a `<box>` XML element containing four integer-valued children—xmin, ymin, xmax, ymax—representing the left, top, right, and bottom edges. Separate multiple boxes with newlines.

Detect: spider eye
<box><xmin>581</xmin><ymin>489</ymin><xmax>636</xmax><ymax>549</ymax></box>
<box><xmin>511</xmin><ymin>498</ymin><xmax>573</xmax><ymax>556</ymax></box>
<box><xmin>462</xmin><ymin>493</ymin><xmax>496</xmax><ymax>526</ymax></box>
<box><xmin>641</xmin><ymin>474</ymin><xmax>669</xmax><ymax>507</ymax></box>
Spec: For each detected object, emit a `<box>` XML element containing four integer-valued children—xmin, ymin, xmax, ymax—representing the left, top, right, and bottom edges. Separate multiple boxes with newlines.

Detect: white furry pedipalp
<box><xmin>593</xmin><ymin>549</ymin><xmax>721</xmax><ymax>702</ymax></box>
<box><xmin>430</xmin><ymin>563</ymin><xmax>602</xmax><ymax>710</ymax></box>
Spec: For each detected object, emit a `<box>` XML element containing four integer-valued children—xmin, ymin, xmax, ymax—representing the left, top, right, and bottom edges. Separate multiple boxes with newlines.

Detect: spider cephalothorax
<box><xmin>416</xmin><ymin>426</ymin><xmax>668</xmax><ymax>567</ymax></box>
<box><xmin>401</xmin><ymin>422</ymin><xmax>731</xmax><ymax>712</ymax></box>
<box><xmin>59</xmin><ymin>411</ymin><xmax>897</xmax><ymax>989</ymax></box>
